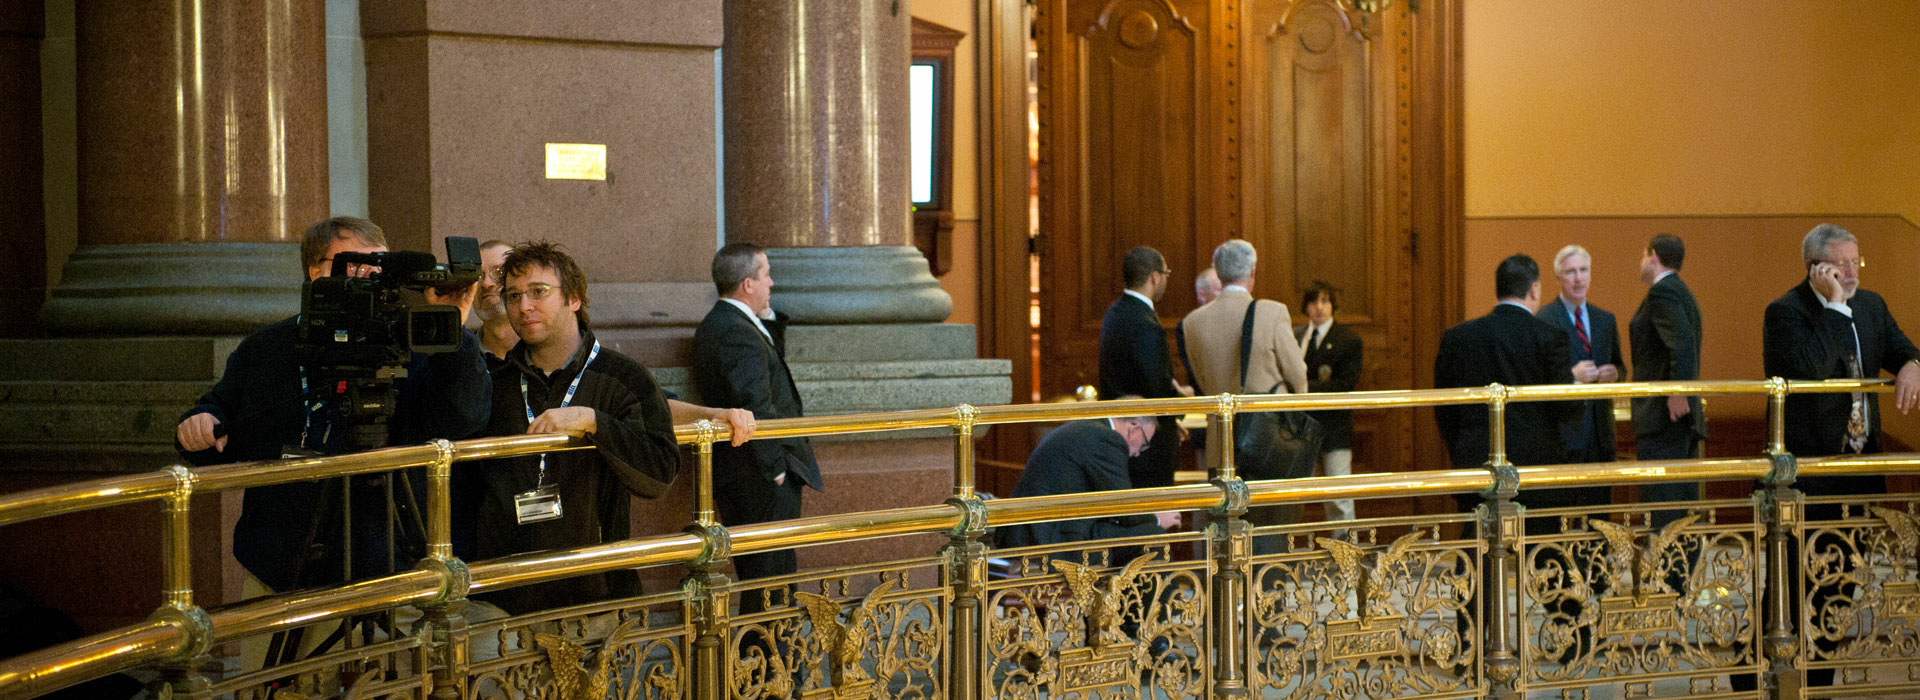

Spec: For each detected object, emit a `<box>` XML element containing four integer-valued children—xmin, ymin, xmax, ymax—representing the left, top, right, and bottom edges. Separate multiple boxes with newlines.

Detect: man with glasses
<box><xmin>1098</xmin><ymin>246</ymin><xmax>1193</xmax><ymax>490</ymax></box>
<box><xmin>467</xmin><ymin>241</ymin><xmax>753</xmax><ymax>613</ymax></box>
<box><xmin>995</xmin><ymin>411</ymin><xmax>1183</xmax><ymax>550</ymax></box>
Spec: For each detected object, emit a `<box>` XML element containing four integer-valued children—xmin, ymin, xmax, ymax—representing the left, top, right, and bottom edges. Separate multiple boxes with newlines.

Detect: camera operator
<box><xmin>174</xmin><ymin>217</ymin><xmax>490</xmax><ymax>666</ymax></box>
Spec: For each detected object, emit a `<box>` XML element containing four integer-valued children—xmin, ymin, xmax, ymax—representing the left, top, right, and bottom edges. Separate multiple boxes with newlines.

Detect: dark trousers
<box><xmin>716</xmin><ymin>475</ymin><xmax>805</xmax><ymax>614</ymax></box>
<box><xmin>1636</xmin><ymin>421</ymin><xmax>1700</xmax><ymax>528</ymax></box>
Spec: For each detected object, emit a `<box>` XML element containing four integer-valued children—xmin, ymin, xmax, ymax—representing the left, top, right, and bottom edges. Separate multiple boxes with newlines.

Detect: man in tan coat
<box><xmin>1180</xmin><ymin>239</ymin><xmax>1309</xmax><ymax>399</ymax></box>
<box><xmin>1178</xmin><ymin>240</ymin><xmax>1310</xmax><ymax>552</ymax></box>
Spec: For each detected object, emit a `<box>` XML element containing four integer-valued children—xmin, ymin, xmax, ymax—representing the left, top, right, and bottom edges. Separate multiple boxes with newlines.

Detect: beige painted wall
<box><xmin>1465</xmin><ymin>1</ymin><xmax>1920</xmax><ymax>222</ymax></box>
<box><xmin>914</xmin><ymin>0</ymin><xmax>980</xmax><ymax>328</ymax></box>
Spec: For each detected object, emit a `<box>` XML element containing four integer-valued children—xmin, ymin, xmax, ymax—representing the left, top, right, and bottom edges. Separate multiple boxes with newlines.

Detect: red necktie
<box><xmin>1573</xmin><ymin>309</ymin><xmax>1592</xmax><ymax>359</ymax></box>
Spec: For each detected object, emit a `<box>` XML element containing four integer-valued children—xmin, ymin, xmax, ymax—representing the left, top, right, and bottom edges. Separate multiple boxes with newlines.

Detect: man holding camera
<box><xmin>174</xmin><ymin>216</ymin><xmax>492</xmax><ymax>666</ymax></box>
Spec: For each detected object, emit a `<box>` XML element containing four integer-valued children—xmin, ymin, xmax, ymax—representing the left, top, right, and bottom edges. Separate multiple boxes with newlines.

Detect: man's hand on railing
<box><xmin>713</xmin><ymin>408</ymin><xmax>756</xmax><ymax>446</ymax></box>
<box><xmin>1898</xmin><ymin>360</ymin><xmax>1920</xmax><ymax>414</ymax></box>
<box><xmin>528</xmin><ymin>407</ymin><xmax>596</xmax><ymax>435</ymax></box>
<box><xmin>176</xmin><ymin>412</ymin><xmax>226</xmax><ymax>453</ymax></box>
<box><xmin>1155</xmin><ymin>511</ymin><xmax>1182</xmax><ymax>531</ymax></box>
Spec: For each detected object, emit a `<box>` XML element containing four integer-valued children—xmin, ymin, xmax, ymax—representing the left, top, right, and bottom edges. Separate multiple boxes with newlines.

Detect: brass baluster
<box><xmin>151</xmin><ymin>464</ymin><xmax>212</xmax><ymax>698</ymax></box>
<box><xmin>1761</xmin><ymin>378</ymin><xmax>1802</xmax><ymax>698</ymax></box>
<box><xmin>1481</xmin><ymin>384</ymin><xmax>1522</xmax><ymax>699</ymax></box>
<box><xmin>1208</xmin><ymin>394</ymin><xmax>1251</xmax><ymax>700</ymax></box>
<box><xmin>686</xmin><ymin>419</ymin><xmax>733</xmax><ymax>700</ymax></box>
<box><xmin>945</xmin><ymin>404</ymin><xmax>987</xmax><ymax>700</ymax></box>
<box><xmin>418</xmin><ymin>439</ymin><xmax>472</xmax><ymax>700</ymax></box>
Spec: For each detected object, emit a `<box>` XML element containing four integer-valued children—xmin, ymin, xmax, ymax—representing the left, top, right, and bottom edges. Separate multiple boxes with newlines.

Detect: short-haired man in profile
<box><xmin>468</xmin><ymin>241</ymin><xmax>752</xmax><ymax>612</ymax></box>
<box><xmin>175</xmin><ymin>216</ymin><xmax>491</xmax><ymax>667</ymax></box>
<box><xmin>693</xmin><ymin>243</ymin><xmax>824</xmax><ymax>599</ymax></box>
<box><xmin>1629</xmin><ymin>233</ymin><xmax>1704</xmax><ymax>523</ymax></box>
<box><xmin>1099</xmin><ymin>246</ymin><xmax>1193</xmax><ymax>490</ymax></box>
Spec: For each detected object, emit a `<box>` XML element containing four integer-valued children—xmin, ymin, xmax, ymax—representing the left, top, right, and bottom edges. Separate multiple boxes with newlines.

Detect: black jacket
<box><xmin>996</xmin><ymin>421</ymin><xmax>1160</xmax><ymax>548</ymax></box>
<box><xmin>177</xmin><ymin>316</ymin><xmax>491</xmax><ymax>592</ymax></box>
<box><xmin>1294</xmin><ymin>321</ymin><xmax>1364</xmax><ymax>450</ymax></box>
<box><xmin>1098</xmin><ymin>293</ymin><xmax>1179</xmax><ymax>400</ymax></box>
<box><xmin>1764</xmin><ymin>283</ymin><xmax>1920</xmax><ymax>459</ymax></box>
<box><xmin>1433</xmin><ymin>304</ymin><xmax>1577</xmax><ymax>471</ymax></box>
<box><xmin>1629</xmin><ymin>274</ymin><xmax>1707</xmax><ymax>439</ymax></box>
<box><xmin>462</xmin><ymin>328</ymin><xmax>680</xmax><ymax>612</ymax></box>
<box><xmin>691</xmin><ymin>302</ymin><xmax>823</xmax><ymax>491</ymax></box>
<box><xmin>1537</xmin><ymin>298</ymin><xmax>1622</xmax><ymax>462</ymax></box>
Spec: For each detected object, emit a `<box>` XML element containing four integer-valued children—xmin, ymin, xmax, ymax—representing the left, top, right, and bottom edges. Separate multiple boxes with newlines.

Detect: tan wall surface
<box><xmin>1465</xmin><ymin>1</ymin><xmax>1920</xmax><ymax>223</ymax></box>
<box><xmin>915</xmin><ymin>0</ymin><xmax>980</xmax><ymax>329</ymax></box>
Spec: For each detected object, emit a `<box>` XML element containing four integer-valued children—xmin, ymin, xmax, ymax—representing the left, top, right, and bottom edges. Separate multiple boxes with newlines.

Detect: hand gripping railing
<box><xmin>0</xmin><ymin>377</ymin><xmax>1904</xmax><ymax>699</ymax></box>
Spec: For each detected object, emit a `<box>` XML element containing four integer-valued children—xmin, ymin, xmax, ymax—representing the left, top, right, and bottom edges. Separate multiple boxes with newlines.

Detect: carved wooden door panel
<box><xmin>1034</xmin><ymin>0</ymin><xmax>1222</xmax><ymax>400</ymax></box>
<box><xmin>1240</xmin><ymin>0</ymin><xmax>1419</xmax><ymax>482</ymax></box>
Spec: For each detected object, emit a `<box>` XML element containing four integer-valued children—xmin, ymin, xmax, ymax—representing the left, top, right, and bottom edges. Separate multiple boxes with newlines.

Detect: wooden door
<box><xmin>1029</xmin><ymin>0</ymin><xmax>1453</xmax><ymax>484</ymax></box>
<box><xmin>1033</xmin><ymin>0</ymin><xmax>1225</xmax><ymax>400</ymax></box>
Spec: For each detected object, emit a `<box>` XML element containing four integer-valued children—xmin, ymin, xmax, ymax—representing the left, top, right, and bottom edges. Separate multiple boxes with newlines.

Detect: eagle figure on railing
<box><xmin>535</xmin><ymin>615</ymin><xmax>646</xmax><ymax>700</ymax></box>
<box><xmin>795</xmin><ymin>578</ymin><xmax>897</xmax><ymax>687</ymax></box>
<box><xmin>1317</xmin><ymin>530</ymin><xmax>1426</xmax><ymax>623</ymax></box>
<box><xmin>1589</xmin><ymin>515</ymin><xmax>1699</xmax><ymax>605</ymax></box>
<box><xmin>1870</xmin><ymin>506</ymin><xmax>1920</xmax><ymax>574</ymax></box>
<box><xmin>1052</xmin><ymin>551</ymin><xmax>1159</xmax><ymax>647</ymax></box>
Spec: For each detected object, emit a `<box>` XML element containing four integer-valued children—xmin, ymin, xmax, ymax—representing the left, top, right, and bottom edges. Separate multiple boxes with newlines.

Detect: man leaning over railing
<box><xmin>172</xmin><ymin>217</ymin><xmax>492</xmax><ymax>669</ymax></box>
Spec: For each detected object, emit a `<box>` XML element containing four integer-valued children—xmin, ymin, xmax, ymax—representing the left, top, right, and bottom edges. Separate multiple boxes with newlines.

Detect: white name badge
<box><xmin>514</xmin><ymin>486</ymin><xmax>564</xmax><ymax>525</ymax></box>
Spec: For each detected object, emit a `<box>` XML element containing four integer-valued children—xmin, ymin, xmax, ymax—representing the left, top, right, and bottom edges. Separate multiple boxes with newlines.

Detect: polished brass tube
<box><xmin>161</xmin><ymin>466</ymin><xmax>194</xmax><ymax>610</ymax></box>
<box><xmin>205</xmin><ymin>570</ymin><xmax>444</xmax><ymax>644</ymax></box>
<box><xmin>986</xmin><ymin>484</ymin><xmax>1226</xmax><ymax>529</ymax></box>
<box><xmin>447</xmin><ymin>433</ymin><xmax>589</xmax><ymax>462</ymax></box>
<box><xmin>1767</xmin><ymin>378</ymin><xmax>1788</xmax><ymax>454</ymax></box>
<box><xmin>1211</xmin><ymin>398</ymin><xmax>1236</xmax><ymax>480</ymax></box>
<box><xmin>1797</xmin><ymin>454</ymin><xmax>1920</xmax><ymax>477</ymax></box>
<box><xmin>1488</xmin><ymin>384</ymin><xmax>1509</xmax><ymax>467</ymax></box>
<box><xmin>0</xmin><ymin>619</ymin><xmax>184</xmax><ymax>700</ymax></box>
<box><xmin>427</xmin><ymin>440</ymin><xmax>454</xmax><ymax>561</ymax></box>
<box><xmin>953</xmin><ymin>405</ymin><xmax>977</xmax><ymax>499</ymax></box>
<box><xmin>0</xmin><ymin>471</ymin><xmax>178</xmax><ymax>526</ymax></box>
<box><xmin>724</xmin><ymin>505</ymin><xmax>964</xmax><ymax>557</ymax></box>
<box><xmin>672</xmin><ymin>407</ymin><xmax>958</xmax><ymax>443</ymax></box>
<box><xmin>1242</xmin><ymin>469</ymin><xmax>1493</xmax><ymax>505</ymax></box>
<box><xmin>694</xmin><ymin>420</ymin><xmax>716</xmax><ymax>527</ymax></box>
<box><xmin>467</xmin><ymin>533</ymin><xmax>707</xmax><ymax>596</ymax></box>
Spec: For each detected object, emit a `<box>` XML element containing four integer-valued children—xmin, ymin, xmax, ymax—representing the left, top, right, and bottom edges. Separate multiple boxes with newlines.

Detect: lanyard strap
<box><xmin>521</xmin><ymin>339</ymin><xmax>600</xmax><ymax>486</ymax></box>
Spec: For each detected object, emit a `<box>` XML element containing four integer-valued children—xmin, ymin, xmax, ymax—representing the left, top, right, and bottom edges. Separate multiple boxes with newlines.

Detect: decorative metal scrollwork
<box><xmin>989</xmin><ymin>546</ymin><xmax>1207</xmax><ymax>700</ymax></box>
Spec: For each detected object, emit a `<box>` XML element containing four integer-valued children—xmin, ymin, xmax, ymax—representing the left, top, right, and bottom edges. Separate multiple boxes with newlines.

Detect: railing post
<box><xmin>151</xmin><ymin>465</ymin><xmax>212</xmax><ymax>698</ymax></box>
<box><xmin>1761</xmin><ymin>378</ymin><xmax>1803</xmax><ymax>699</ymax></box>
<box><xmin>416</xmin><ymin>439</ymin><xmax>472</xmax><ymax>700</ymax></box>
<box><xmin>686</xmin><ymin>420</ymin><xmax>733</xmax><ymax>700</ymax></box>
<box><xmin>1207</xmin><ymin>394</ymin><xmax>1251</xmax><ymax>700</ymax></box>
<box><xmin>1481</xmin><ymin>385</ymin><xmax>1521</xmax><ymax>700</ymax></box>
<box><xmin>945</xmin><ymin>404</ymin><xmax>987</xmax><ymax>700</ymax></box>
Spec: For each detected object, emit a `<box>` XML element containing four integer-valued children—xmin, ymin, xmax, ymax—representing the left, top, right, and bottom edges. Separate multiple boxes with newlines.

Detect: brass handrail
<box><xmin>0</xmin><ymin>377</ymin><xmax>1899</xmax><ymax>699</ymax></box>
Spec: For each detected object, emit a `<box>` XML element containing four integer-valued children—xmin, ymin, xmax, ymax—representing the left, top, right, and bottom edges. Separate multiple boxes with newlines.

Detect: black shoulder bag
<box><xmin>1176</xmin><ymin>301</ymin><xmax>1323</xmax><ymax>481</ymax></box>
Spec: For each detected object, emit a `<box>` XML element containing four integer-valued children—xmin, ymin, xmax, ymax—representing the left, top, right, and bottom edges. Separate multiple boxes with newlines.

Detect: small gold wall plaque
<box><xmin>545</xmin><ymin>143</ymin><xmax>607</xmax><ymax>180</ymax></box>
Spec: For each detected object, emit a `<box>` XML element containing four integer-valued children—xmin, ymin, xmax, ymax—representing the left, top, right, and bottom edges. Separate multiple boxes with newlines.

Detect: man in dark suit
<box><xmin>996</xmin><ymin>414</ymin><xmax>1181</xmax><ymax>549</ymax></box>
<box><xmin>1764</xmin><ymin>223</ymin><xmax>1920</xmax><ymax>494</ymax></box>
<box><xmin>1629</xmin><ymin>234</ymin><xmax>1705</xmax><ymax>524</ymax></box>
<box><xmin>1535</xmin><ymin>245</ymin><xmax>1621</xmax><ymax>510</ymax></box>
<box><xmin>1434</xmin><ymin>254</ymin><xmax>1577</xmax><ymax>513</ymax></box>
<box><xmin>692</xmin><ymin>243</ymin><xmax>824</xmax><ymax>594</ymax></box>
<box><xmin>1098</xmin><ymin>246</ymin><xmax>1194</xmax><ymax>489</ymax></box>
<box><xmin>1295</xmin><ymin>281</ymin><xmax>1363</xmax><ymax>522</ymax></box>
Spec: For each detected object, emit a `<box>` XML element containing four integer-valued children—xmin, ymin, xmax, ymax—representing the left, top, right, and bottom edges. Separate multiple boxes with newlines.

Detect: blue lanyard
<box><xmin>521</xmin><ymin>339</ymin><xmax>599</xmax><ymax>486</ymax></box>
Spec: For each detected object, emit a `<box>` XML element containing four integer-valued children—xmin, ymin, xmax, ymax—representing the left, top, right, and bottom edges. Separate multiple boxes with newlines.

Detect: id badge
<box><xmin>514</xmin><ymin>486</ymin><xmax>564</xmax><ymax>524</ymax></box>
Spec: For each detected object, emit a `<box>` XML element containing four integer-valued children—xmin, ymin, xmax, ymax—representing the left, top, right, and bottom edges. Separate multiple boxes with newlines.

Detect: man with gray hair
<box><xmin>1178</xmin><ymin>240</ymin><xmax>1308</xmax><ymax>544</ymax></box>
<box><xmin>1535</xmin><ymin>245</ymin><xmax>1621</xmax><ymax>508</ymax></box>
<box><xmin>996</xmin><ymin>408</ymin><xmax>1182</xmax><ymax>549</ymax></box>
<box><xmin>1195</xmin><ymin>267</ymin><xmax>1223</xmax><ymax>307</ymax></box>
<box><xmin>1764</xmin><ymin>223</ymin><xmax>1920</xmax><ymax>487</ymax></box>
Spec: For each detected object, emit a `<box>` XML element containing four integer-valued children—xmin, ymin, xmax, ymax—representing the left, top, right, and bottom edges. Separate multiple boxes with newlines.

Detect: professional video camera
<box><xmin>297</xmin><ymin>236</ymin><xmax>482</xmax><ymax>451</ymax></box>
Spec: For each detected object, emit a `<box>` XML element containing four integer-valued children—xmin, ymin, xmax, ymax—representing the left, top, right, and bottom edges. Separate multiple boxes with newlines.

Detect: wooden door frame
<box><xmin>975</xmin><ymin>0</ymin><xmax>1036</xmax><ymax>463</ymax></box>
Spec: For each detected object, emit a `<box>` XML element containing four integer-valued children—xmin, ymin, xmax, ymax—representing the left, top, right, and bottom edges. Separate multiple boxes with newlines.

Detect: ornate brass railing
<box><xmin>0</xmin><ymin>378</ymin><xmax>1914</xmax><ymax>700</ymax></box>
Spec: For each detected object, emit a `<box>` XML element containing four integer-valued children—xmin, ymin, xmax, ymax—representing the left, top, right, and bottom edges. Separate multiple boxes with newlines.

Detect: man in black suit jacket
<box><xmin>1535</xmin><ymin>245</ymin><xmax>1621</xmax><ymax>509</ymax></box>
<box><xmin>1629</xmin><ymin>234</ymin><xmax>1705</xmax><ymax>523</ymax></box>
<box><xmin>1098</xmin><ymin>246</ymin><xmax>1193</xmax><ymax>489</ymax></box>
<box><xmin>1295</xmin><ymin>281</ymin><xmax>1363</xmax><ymax>522</ymax></box>
<box><xmin>692</xmin><ymin>243</ymin><xmax>824</xmax><ymax>593</ymax></box>
<box><xmin>996</xmin><ymin>416</ymin><xmax>1179</xmax><ymax>549</ymax></box>
<box><xmin>1764</xmin><ymin>223</ymin><xmax>1920</xmax><ymax>495</ymax></box>
<box><xmin>1434</xmin><ymin>255</ymin><xmax>1577</xmax><ymax>513</ymax></box>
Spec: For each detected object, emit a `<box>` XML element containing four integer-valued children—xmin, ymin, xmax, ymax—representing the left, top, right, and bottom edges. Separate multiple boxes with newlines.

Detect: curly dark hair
<box><xmin>500</xmin><ymin>240</ymin><xmax>591</xmax><ymax>327</ymax></box>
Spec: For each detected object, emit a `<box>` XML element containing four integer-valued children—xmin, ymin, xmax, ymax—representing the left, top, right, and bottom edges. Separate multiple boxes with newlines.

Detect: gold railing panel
<box><xmin>2</xmin><ymin>378</ymin><xmax>1917</xmax><ymax>700</ymax></box>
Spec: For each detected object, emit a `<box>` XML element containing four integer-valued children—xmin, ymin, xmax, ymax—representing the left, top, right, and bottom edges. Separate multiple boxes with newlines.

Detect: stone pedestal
<box><xmin>40</xmin><ymin>243</ymin><xmax>302</xmax><ymax>335</ymax></box>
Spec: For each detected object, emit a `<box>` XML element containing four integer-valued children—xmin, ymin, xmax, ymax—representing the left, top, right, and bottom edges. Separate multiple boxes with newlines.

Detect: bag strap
<box><xmin>1239</xmin><ymin>300</ymin><xmax>1283</xmax><ymax>394</ymax></box>
<box><xmin>1176</xmin><ymin>319</ymin><xmax>1204</xmax><ymax>397</ymax></box>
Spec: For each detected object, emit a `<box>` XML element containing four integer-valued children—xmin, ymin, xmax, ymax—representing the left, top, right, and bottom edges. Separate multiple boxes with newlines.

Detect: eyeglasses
<box><xmin>1823</xmin><ymin>257</ymin><xmax>1867</xmax><ymax>270</ymax></box>
<box><xmin>502</xmin><ymin>284</ymin><xmax>558</xmax><ymax>305</ymax></box>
